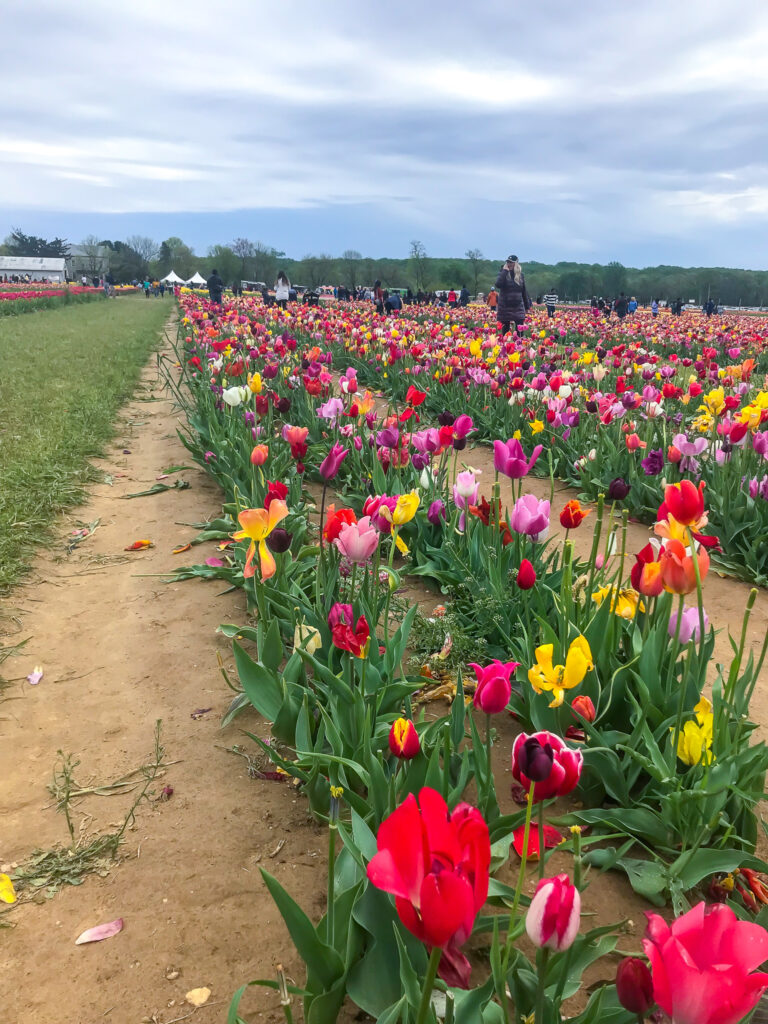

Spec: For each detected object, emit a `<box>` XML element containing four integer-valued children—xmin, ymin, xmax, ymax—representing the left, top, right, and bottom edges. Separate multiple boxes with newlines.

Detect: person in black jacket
<box><xmin>494</xmin><ymin>255</ymin><xmax>532</xmax><ymax>336</ymax></box>
<box><xmin>207</xmin><ymin>268</ymin><xmax>223</xmax><ymax>305</ymax></box>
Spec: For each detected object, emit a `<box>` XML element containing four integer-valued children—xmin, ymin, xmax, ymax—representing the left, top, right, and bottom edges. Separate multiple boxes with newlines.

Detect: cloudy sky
<box><xmin>2</xmin><ymin>0</ymin><xmax>767</xmax><ymax>267</ymax></box>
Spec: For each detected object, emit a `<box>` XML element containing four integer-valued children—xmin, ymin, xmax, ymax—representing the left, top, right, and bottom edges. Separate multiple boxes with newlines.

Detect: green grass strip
<box><xmin>0</xmin><ymin>295</ymin><xmax>174</xmax><ymax>591</ymax></box>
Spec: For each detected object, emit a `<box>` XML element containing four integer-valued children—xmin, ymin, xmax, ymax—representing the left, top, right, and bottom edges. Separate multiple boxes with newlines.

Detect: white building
<box><xmin>66</xmin><ymin>245</ymin><xmax>110</xmax><ymax>279</ymax></box>
<box><xmin>0</xmin><ymin>256</ymin><xmax>67</xmax><ymax>282</ymax></box>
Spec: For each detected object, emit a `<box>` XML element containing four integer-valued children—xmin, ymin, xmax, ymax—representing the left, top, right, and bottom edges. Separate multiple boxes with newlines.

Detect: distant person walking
<box><xmin>459</xmin><ymin>285</ymin><xmax>469</xmax><ymax>307</ymax></box>
<box><xmin>615</xmin><ymin>293</ymin><xmax>629</xmax><ymax>319</ymax></box>
<box><xmin>628</xmin><ymin>296</ymin><xmax>638</xmax><ymax>314</ymax></box>
<box><xmin>495</xmin><ymin>255</ymin><xmax>532</xmax><ymax>336</ymax></box>
<box><xmin>651</xmin><ymin>298</ymin><xmax>659</xmax><ymax>317</ymax></box>
<box><xmin>275</xmin><ymin>271</ymin><xmax>290</xmax><ymax>309</ymax></box>
<box><xmin>143</xmin><ymin>278</ymin><xmax>151</xmax><ymax>299</ymax></box>
<box><xmin>487</xmin><ymin>288</ymin><xmax>498</xmax><ymax>314</ymax></box>
<box><xmin>207</xmin><ymin>267</ymin><xmax>224</xmax><ymax>305</ymax></box>
<box><xmin>543</xmin><ymin>289</ymin><xmax>558</xmax><ymax>318</ymax></box>
<box><xmin>590</xmin><ymin>296</ymin><xmax>599</xmax><ymax>316</ymax></box>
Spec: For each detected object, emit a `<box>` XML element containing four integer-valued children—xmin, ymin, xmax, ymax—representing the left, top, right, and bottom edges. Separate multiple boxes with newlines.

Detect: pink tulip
<box><xmin>526</xmin><ymin>874</ymin><xmax>580</xmax><ymax>951</ymax></box>
<box><xmin>469</xmin><ymin>660</ymin><xmax>520</xmax><ymax>714</ymax></box>
<box><xmin>511</xmin><ymin>731</ymin><xmax>583</xmax><ymax>802</ymax></box>
<box><xmin>643</xmin><ymin>902</ymin><xmax>768</xmax><ymax>1024</ymax></box>
<box><xmin>335</xmin><ymin>516</ymin><xmax>379</xmax><ymax>563</ymax></box>
<box><xmin>510</xmin><ymin>494</ymin><xmax>550</xmax><ymax>542</ymax></box>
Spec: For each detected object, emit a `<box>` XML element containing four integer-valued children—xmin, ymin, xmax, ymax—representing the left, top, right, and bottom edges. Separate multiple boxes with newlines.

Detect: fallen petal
<box><xmin>512</xmin><ymin>824</ymin><xmax>564</xmax><ymax>861</ymax></box>
<box><xmin>204</xmin><ymin>557</ymin><xmax>224</xmax><ymax>567</ymax></box>
<box><xmin>0</xmin><ymin>873</ymin><xmax>17</xmax><ymax>904</ymax></box>
<box><xmin>191</xmin><ymin>707</ymin><xmax>213</xmax><ymax>720</ymax></box>
<box><xmin>75</xmin><ymin>918</ymin><xmax>124</xmax><ymax>944</ymax></box>
<box><xmin>26</xmin><ymin>666</ymin><xmax>43</xmax><ymax>686</ymax></box>
<box><xmin>185</xmin><ymin>987</ymin><xmax>212</xmax><ymax>1007</ymax></box>
<box><xmin>172</xmin><ymin>544</ymin><xmax>192</xmax><ymax>554</ymax></box>
<box><xmin>156</xmin><ymin>474</ymin><xmax>170</xmax><ymax>480</ymax></box>
<box><xmin>124</xmin><ymin>540</ymin><xmax>154</xmax><ymax>551</ymax></box>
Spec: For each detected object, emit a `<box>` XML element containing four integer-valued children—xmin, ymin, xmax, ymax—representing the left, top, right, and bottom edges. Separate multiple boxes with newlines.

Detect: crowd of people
<box><xmin>204</xmin><ymin>260</ymin><xmax>727</xmax><ymax>336</ymax></box>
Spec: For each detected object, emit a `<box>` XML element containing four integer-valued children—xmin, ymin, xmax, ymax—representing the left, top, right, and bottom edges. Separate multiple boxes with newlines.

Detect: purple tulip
<box><xmin>669</xmin><ymin>606</ymin><xmax>709</xmax><ymax>645</ymax></box>
<box><xmin>427</xmin><ymin>499</ymin><xmax>447</xmax><ymax>525</ymax></box>
<box><xmin>376</xmin><ymin>426</ymin><xmax>400</xmax><ymax>449</ymax></box>
<box><xmin>319</xmin><ymin>443</ymin><xmax>349</xmax><ymax>481</ymax></box>
<box><xmin>641</xmin><ymin>448</ymin><xmax>664</xmax><ymax>476</ymax></box>
<box><xmin>493</xmin><ymin>438</ymin><xmax>543</xmax><ymax>479</ymax></box>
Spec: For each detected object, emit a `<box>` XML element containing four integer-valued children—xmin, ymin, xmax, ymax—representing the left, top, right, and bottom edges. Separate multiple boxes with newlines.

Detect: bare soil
<box><xmin>1</xmin><ymin>341</ymin><xmax>766</xmax><ymax>1024</ymax></box>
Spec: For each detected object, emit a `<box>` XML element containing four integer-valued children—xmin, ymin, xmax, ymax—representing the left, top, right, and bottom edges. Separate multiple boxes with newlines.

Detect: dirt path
<box><xmin>2</xmin><ymin>338</ymin><xmax>767</xmax><ymax>1024</ymax></box>
<box><xmin>1</xmin><ymin>344</ymin><xmax>325</xmax><ymax>1024</ymax></box>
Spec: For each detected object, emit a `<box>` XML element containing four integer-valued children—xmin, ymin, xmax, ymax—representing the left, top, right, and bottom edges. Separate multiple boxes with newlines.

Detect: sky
<box><xmin>1</xmin><ymin>0</ymin><xmax>768</xmax><ymax>268</ymax></box>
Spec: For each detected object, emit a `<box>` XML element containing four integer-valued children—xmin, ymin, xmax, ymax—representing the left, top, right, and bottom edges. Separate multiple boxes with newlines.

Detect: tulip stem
<box><xmin>686</xmin><ymin>526</ymin><xmax>707</xmax><ymax>659</ymax></box>
<box><xmin>534</xmin><ymin>947</ymin><xmax>550</xmax><ymax>1024</ymax></box>
<box><xmin>415</xmin><ymin>946</ymin><xmax>442</xmax><ymax>1024</ymax></box>
<box><xmin>669</xmin><ymin>595</ymin><xmax>689</xmax><ymax>769</ymax></box>
<box><xmin>485</xmin><ymin>713</ymin><xmax>493</xmax><ymax>803</ymax></box>
<box><xmin>537</xmin><ymin>802</ymin><xmax>546</xmax><ymax>881</ymax></box>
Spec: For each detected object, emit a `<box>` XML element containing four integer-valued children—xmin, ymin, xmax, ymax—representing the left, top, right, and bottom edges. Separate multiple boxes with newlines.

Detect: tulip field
<box><xmin>158</xmin><ymin>293</ymin><xmax>768</xmax><ymax>1023</ymax></box>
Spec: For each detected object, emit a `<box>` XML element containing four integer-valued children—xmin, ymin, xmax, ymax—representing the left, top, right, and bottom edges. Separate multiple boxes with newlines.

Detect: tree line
<box><xmin>2</xmin><ymin>229</ymin><xmax>767</xmax><ymax>306</ymax></box>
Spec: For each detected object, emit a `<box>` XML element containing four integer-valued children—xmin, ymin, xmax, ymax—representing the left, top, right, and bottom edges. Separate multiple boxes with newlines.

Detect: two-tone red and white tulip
<box><xmin>525</xmin><ymin>873</ymin><xmax>581</xmax><ymax>951</ymax></box>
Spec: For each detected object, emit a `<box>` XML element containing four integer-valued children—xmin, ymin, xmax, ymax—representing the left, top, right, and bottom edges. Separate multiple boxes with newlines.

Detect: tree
<box><xmin>7</xmin><ymin>229</ymin><xmax>69</xmax><ymax>257</ymax></box>
<box><xmin>465</xmin><ymin>248</ymin><xmax>484</xmax><ymax>295</ymax></box>
<box><xmin>300</xmin><ymin>254</ymin><xmax>333</xmax><ymax>289</ymax></box>
<box><xmin>342</xmin><ymin>249</ymin><xmax>362</xmax><ymax>291</ymax></box>
<box><xmin>101</xmin><ymin>240</ymin><xmax>146</xmax><ymax>283</ymax></box>
<box><xmin>126</xmin><ymin>235</ymin><xmax>159</xmax><ymax>263</ymax></box>
<box><xmin>154</xmin><ymin>236</ymin><xmax>195</xmax><ymax>279</ymax></box>
<box><xmin>230</xmin><ymin>237</ymin><xmax>257</xmax><ymax>278</ymax></box>
<box><xmin>603</xmin><ymin>261</ymin><xmax>627</xmax><ymax>296</ymax></box>
<box><xmin>206</xmin><ymin>245</ymin><xmax>240</xmax><ymax>286</ymax></box>
<box><xmin>409</xmin><ymin>240</ymin><xmax>428</xmax><ymax>291</ymax></box>
<box><xmin>78</xmin><ymin>234</ymin><xmax>109</xmax><ymax>277</ymax></box>
<box><xmin>252</xmin><ymin>242</ymin><xmax>284</xmax><ymax>285</ymax></box>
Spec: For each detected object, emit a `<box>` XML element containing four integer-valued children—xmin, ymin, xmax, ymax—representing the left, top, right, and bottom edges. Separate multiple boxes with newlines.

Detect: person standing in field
<box><xmin>651</xmin><ymin>298</ymin><xmax>659</xmax><ymax>317</ymax></box>
<box><xmin>495</xmin><ymin>255</ymin><xmax>532</xmax><ymax>336</ymax></box>
<box><xmin>543</xmin><ymin>288</ymin><xmax>558</xmax><ymax>318</ymax></box>
<box><xmin>615</xmin><ymin>292</ymin><xmax>629</xmax><ymax>319</ymax></box>
<box><xmin>143</xmin><ymin>278</ymin><xmax>151</xmax><ymax>298</ymax></box>
<box><xmin>207</xmin><ymin>267</ymin><xmax>224</xmax><ymax>305</ymax></box>
<box><xmin>275</xmin><ymin>271</ymin><xmax>290</xmax><ymax>309</ymax></box>
<box><xmin>487</xmin><ymin>287</ymin><xmax>498</xmax><ymax>315</ymax></box>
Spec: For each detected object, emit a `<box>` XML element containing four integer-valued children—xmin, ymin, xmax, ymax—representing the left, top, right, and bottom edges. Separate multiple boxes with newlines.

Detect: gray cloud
<box><xmin>1</xmin><ymin>0</ymin><xmax>767</xmax><ymax>264</ymax></box>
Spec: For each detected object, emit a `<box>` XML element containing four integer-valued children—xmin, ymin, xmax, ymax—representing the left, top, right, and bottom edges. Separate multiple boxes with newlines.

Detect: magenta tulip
<box><xmin>319</xmin><ymin>442</ymin><xmax>349</xmax><ymax>481</ymax></box>
<box><xmin>511</xmin><ymin>731</ymin><xmax>583</xmax><ymax>802</ymax></box>
<box><xmin>469</xmin><ymin>660</ymin><xmax>520</xmax><ymax>714</ymax></box>
<box><xmin>493</xmin><ymin>438</ymin><xmax>543</xmax><ymax>479</ymax></box>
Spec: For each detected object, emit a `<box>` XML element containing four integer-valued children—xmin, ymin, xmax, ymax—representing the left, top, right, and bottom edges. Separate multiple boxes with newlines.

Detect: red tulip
<box><xmin>616</xmin><ymin>957</ymin><xmax>654</xmax><ymax>1015</ymax></box>
<box><xmin>323</xmin><ymin>504</ymin><xmax>357</xmax><ymax>542</ymax></box>
<box><xmin>388</xmin><ymin>718</ymin><xmax>420</xmax><ymax>759</ymax></box>
<box><xmin>526</xmin><ymin>873</ymin><xmax>581</xmax><ymax>951</ymax></box>
<box><xmin>517</xmin><ymin>558</ymin><xmax>537</xmax><ymax>589</ymax></box>
<box><xmin>511</xmin><ymin>731</ymin><xmax>583</xmax><ymax>803</ymax></box>
<box><xmin>367</xmin><ymin>788</ymin><xmax>490</xmax><ymax>988</ymax></box>
<box><xmin>264</xmin><ymin>480</ymin><xmax>288</xmax><ymax>509</ymax></box>
<box><xmin>406</xmin><ymin>385</ymin><xmax>427</xmax><ymax>406</ymax></box>
<box><xmin>660</xmin><ymin>480</ymin><xmax>706</xmax><ymax>527</ymax></box>
<box><xmin>643</xmin><ymin>902</ymin><xmax>768</xmax><ymax>1024</ymax></box>
<box><xmin>331</xmin><ymin>615</ymin><xmax>370</xmax><ymax>658</ymax></box>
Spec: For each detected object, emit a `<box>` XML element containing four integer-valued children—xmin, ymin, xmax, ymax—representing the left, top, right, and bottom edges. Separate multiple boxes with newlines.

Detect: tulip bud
<box><xmin>388</xmin><ymin>718</ymin><xmax>420</xmax><ymax>759</ymax></box>
<box><xmin>266</xmin><ymin>528</ymin><xmax>292</xmax><ymax>554</ymax></box>
<box><xmin>526</xmin><ymin>874</ymin><xmax>581</xmax><ymax>951</ymax></box>
<box><xmin>571</xmin><ymin>694</ymin><xmax>596</xmax><ymax>722</ymax></box>
<box><xmin>615</xmin><ymin>957</ymin><xmax>654</xmax><ymax>1015</ymax></box>
<box><xmin>250</xmin><ymin>443</ymin><xmax>269</xmax><ymax>466</ymax></box>
<box><xmin>515</xmin><ymin>735</ymin><xmax>554</xmax><ymax>782</ymax></box>
<box><xmin>516</xmin><ymin>558</ymin><xmax>536</xmax><ymax>590</ymax></box>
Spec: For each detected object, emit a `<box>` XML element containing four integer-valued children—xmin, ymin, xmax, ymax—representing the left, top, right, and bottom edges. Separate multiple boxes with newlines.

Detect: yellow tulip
<box><xmin>591</xmin><ymin>586</ymin><xmax>644</xmax><ymax>619</ymax></box>
<box><xmin>232</xmin><ymin>499</ymin><xmax>289</xmax><ymax>580</ymax></box>
<box><xmin>393</xmin><ymin>491</ymin><xmax>420</xmax><ymax>526</ymax></box>
<box><xmin>530</xmin><ymin>420</ymin><xmax>545</xmax><ymax>435</ymax></box>
<box><xmin>528</xmin><ymin>636</ymin><xmax>593</xmax><ymax>708</ymax></box>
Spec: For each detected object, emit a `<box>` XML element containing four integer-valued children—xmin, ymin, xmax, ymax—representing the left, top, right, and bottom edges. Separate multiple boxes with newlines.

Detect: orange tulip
<box><xmin>560</xmin><ymin>500</ymin><xmax>590</xmax><ymax>530</ymax></box>
<box><xmin>232</xmin><ymin>500</ymin><xmax>289</xmax><ymax>580</ymax></box>
<box><xmin>250</xmin><ymin>444</ymin><xmax>269</xmax><ymax>466</ymax></box>
<box><xmin>658</xmin><ymin>539</ymin><xmax>709</xmax><ymax>595</ymax></box>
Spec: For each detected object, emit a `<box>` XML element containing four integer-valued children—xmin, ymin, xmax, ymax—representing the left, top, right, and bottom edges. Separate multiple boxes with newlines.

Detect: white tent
<box><xmin>186</xmin><ymin>271</ymin><xmax>207</xmax><ymax>286</ymax></box>
<box><xmin>161</xmin><ymin>270</ymin><xmax>185</xmax><ymax>284</ymax></box>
